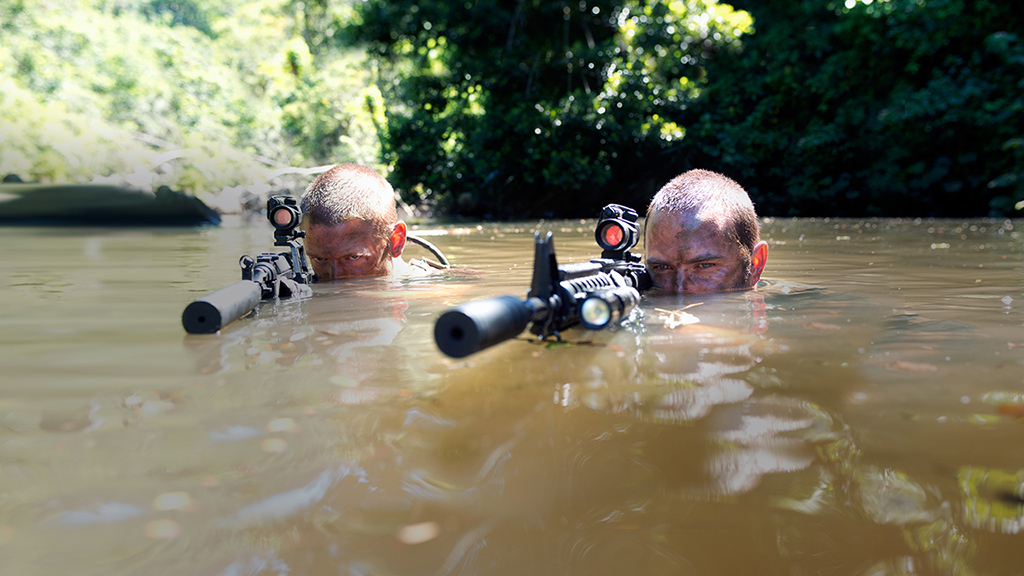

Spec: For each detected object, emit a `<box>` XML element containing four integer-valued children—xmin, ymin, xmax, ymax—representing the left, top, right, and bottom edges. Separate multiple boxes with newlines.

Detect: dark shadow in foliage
<box><xmin>352</xmin><ymin>0</ymin><xmax>1023</xmax><ymax>218</ymax></box>
<box><xmin>141</xmin><ymin>0</ymin><xmax>216</xmax><ymax>38</ymax></box>
<box><xmin>350</xmin><ymin>0</ymin><xmax>748</xmax><ymax>219</ymax></box>
<box><xmin>672</xmin><ymin>0</ymin><xmax>1024</xmax><ymax>217</ymax></box>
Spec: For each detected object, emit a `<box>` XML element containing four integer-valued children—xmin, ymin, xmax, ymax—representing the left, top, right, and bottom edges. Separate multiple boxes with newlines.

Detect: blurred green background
<box><xmin>2</xmin><ymin>0</ymin><xmax>1021</xmax><ymax>218</ymax></box>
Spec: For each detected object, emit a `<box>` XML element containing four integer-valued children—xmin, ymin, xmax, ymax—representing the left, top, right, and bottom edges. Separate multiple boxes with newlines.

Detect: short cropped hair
<box><xmin>300</xmin><ymin>164</ymin><xmax>398</xmax><ymax>239</ymax></box>
<box><xmin>645</xmin><ymin>169</ymin><xmax>760</xmax><ymax>256</ymax></box>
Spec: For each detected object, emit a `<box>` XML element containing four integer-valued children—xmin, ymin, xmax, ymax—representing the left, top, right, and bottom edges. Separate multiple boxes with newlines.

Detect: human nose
<box><xmin>674</xmin><ymin>269</ymin><xmax>707</xmax><ymax>293</ymax></box>
<box><xmin>328</xmin><ymin>259</ymin><xmax>371</xmax><ymax>279</ymax></box>
<box><xmin>673</xmin><ymin>269</ymin><xmax>688</xmax><ymax>293</ymax></box>
<box><xmin>312</xmin><ymin>259</ymin><xmax>341</xmax><ymax>280</ymax></box>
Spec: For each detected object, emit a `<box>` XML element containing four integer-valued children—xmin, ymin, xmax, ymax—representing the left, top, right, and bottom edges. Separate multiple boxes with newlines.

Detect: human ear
<box><xmin>749</xmin><ymin>241</ymin><xmax>768</xmax><ymax>284</ymax></box>
<box><xmin>389</xmin><ymin>221</ymin><xmax>407</xmax><ymax>257</ymax></box>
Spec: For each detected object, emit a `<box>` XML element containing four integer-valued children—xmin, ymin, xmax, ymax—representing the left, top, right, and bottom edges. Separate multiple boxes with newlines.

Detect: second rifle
<box><xmin>434</xmin><ymin>204</ymin><xmax>652</xmax><ymax>358</ymax></box>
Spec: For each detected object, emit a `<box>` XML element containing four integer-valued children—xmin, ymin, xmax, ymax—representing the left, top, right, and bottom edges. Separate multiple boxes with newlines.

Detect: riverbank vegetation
<box><xmin>0</xmin><ymin>0</ymin><xmax>383</xmax><ymax>208</ymax></box>
<box><xmin>2</xmin><ymin>0</ymin><xmax>1021</xmax><ymax>217</ymax></box>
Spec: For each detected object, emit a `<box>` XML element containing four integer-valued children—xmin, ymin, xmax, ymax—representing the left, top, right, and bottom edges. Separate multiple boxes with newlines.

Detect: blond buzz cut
<box><xmin>300</xmin><ymin>164</ymin><xmax>398</xmax><ymax>239</ymax></box>
<box><xmin>645</xmin><ymin>168</ymin><xmax>760</xmax><ymax>257</ymax></box>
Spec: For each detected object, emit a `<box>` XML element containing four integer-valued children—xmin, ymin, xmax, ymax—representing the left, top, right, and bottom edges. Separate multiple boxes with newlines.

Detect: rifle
<box><xmin>434</xmin><ymin>204</ymin><xmax>652</xmax><ymax>358</ymax></box>
<box><xmin>182</xmin><ymin>195</ymin><xmax>314</xmax><ymax>334</ymax></box>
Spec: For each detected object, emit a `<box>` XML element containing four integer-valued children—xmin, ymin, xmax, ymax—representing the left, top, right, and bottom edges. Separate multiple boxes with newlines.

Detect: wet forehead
<box><xmin>305</xmin><ymin>220</ymin><xmax>380</xmax><ymax>255</ymax></box>
<box><xmin>646</xmin><ymin>210</ymin><xmax>738</xmax><ymax>260</ymax></box>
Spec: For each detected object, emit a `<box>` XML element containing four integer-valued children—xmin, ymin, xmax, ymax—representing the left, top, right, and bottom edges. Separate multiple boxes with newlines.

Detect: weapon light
<box><xmin>580</xmin><ymin>286</ymin><xmax>640</xmax><ymax>330</ymax></box>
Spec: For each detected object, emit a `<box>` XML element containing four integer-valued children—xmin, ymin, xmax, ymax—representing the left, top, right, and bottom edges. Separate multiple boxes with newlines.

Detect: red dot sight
<box><xmin>267</xmin><ymin>196</ymin><xmax>302</xmax><ymax>232</ymax></box>
<box><xmin>594</xmin><ymin>203</ymin><xmax>640</xmax><ymax>259</ymax></box>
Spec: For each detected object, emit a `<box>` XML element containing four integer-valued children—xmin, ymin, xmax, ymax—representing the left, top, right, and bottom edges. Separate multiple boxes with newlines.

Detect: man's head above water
<box><xmin>300</xmin><ymin>164</ymin><xmax>407</xmax><ymax>280</ymax></box>
<box><xmin>644</xmin><ymin>169</ymin><xmax>768</xmax><ymax>294</ymax></box>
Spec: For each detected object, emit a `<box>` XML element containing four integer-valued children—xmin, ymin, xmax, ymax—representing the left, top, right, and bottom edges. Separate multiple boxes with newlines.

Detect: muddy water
<box><xmin>1</xmin><ymin>217</ymin><xmax>1022</xmax><ymax>575</ymax></box>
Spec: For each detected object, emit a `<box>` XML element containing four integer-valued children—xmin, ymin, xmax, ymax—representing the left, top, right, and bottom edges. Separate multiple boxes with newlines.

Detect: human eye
<box><xmin>649</xmin><ymin>262</ymin><xmax>671</xmax><ymax>272</ymax></box>
<box><xmin>696</xmin><ymin>262</ymin><xmax>716</xmax><ymax>270</ymax></box>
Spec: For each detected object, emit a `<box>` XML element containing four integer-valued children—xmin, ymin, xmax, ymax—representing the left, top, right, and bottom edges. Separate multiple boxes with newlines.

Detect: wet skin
<box><xmin>304</xmin><ymin>219</ymin><xmax>406</xmax><ymax>280</ymax></box>
<box><xmin>644</xmin><ymin>210</ymin><xmax>768</xmax><ymax>293</ymax></box>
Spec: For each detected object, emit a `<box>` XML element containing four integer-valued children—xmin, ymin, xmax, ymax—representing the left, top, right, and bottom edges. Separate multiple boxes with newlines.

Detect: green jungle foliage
<box><xmin>687</xmin><ymin>0</ymin><xmax>1024</xmax><ymax>217</ymax></box>
<box><xmin>353</xmin><ymin>0</ymin><xmax>754</xmax><ymax>218</ymax></box>
<box><xmin>354</xmin><ymin>0</ymin><xmax>1024</xmax><ymax>218</ymax></box>
<box><xmin>0</xmin><ymin>0</ymin><xmax>383</xmax><ymax>201</ymax></box>
<box><xmin>2</xmin><ymin>0</ymin><xmax>1021</xmax><ymax>217</ymax></box>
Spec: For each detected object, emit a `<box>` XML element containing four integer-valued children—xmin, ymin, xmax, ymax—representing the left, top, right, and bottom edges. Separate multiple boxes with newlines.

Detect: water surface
<box><xmin>1</xmin><ymin>217</ymin><xmax>1023</xmax><ymax>575</ymax></box>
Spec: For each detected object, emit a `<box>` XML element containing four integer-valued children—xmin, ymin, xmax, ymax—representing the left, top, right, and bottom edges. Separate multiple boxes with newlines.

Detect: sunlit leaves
<box><xmin>353</xmin><ymin>0</ymin><xmax>752</xmax><ymax>217</ymax></box>
<box><xmin>1</xmin><ymin>0</ymin><xmax>385</xmax><ymax>198</ymax></box>
<box><xmin>958</xmin><ymin>466</ymin><xmax>1024</xmax><ymax>535</ymax></box>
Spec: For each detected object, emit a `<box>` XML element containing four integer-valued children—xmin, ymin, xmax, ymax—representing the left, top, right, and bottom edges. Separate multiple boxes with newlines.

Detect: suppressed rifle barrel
<box><xmin>181</xmin><ymin>280</ymin><xmax>262</xmax><ymax>334</ymax></box>
<box><xmin>434</xmin><ymin>296</ymin><xmax>549</xmax><ymax>358</ymax></box>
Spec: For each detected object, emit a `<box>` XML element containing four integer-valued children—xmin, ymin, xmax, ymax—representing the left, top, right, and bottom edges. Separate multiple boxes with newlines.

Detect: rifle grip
<box><xmin>182</xmin><ymin>280</ymin><xmax>262</xmax><ymax>334</ymax></box>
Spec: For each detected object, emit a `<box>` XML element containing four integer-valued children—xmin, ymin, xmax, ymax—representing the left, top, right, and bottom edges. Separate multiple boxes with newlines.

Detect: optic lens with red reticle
<box><xmin>594</xmin><ymin>204</ymin><xmax>639</xmax><ymax>255</ymax></box>
<box><xmin>270</xmin><ymin>206</ymin><xmax>296</xmax><ymax>228</ymax></box>
<box><xmin>599</xmin><ymin>221</ymin><xmax>625</xmax><ymax>250</ymax></box>
<box><xmin>266</xmin><ymin>196</ymin><xmax>302</xmax><ymax>232</ymax></box>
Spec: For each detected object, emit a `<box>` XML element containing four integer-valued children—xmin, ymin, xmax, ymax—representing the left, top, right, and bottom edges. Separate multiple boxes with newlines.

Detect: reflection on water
<box><xmin>0</xmin><ymin>218</ymin><xmax>1023</xmax><ymax>575</ymax></box>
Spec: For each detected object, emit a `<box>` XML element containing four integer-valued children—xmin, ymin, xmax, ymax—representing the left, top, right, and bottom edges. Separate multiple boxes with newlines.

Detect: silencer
<box><xmin>434</xmin><ymin>295</ymin><xmax>536</xmax><ymax>358</ymax></box>
<box><xmin>182</xmin><ymin>280</ymin><xmax>262</xmax><ymax>334</ymax></box>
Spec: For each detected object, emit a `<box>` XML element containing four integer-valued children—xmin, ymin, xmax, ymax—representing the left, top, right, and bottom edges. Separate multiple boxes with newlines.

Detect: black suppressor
<box><xmin>181</xmin><ymin>280</ymin><xmax>262</xmax><ymax>335</ymax></box>
<box><xmin>434</xmin><ymin>296</ymin><xmax>547</xmax><ymax>359</ymax></box>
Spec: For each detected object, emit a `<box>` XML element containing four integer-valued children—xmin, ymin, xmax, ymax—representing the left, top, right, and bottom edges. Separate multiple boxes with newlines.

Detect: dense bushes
<box><xmin>352</xmin><ymin>0</ymin><xmax>753</xmax><ymax>218</ymax></box>
<box><xmin>683</xmin><ymin>0</ymin><xmax>1024</xmax><ymax>217</ymax></box>
<box><xmin>2</xmin><ymin>0</ymin><xmax>1021</xmax><ymax>217</ymax></box>
<box><xmin>355</xmin><ymin>0</ymin><xmax>1024</xmax><ymax>217</ymax></box>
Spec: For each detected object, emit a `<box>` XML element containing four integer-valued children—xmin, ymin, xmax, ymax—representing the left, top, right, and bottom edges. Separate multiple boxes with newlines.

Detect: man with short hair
<box><xmin>300</xmin><ymin>163</ymin><xmax>414</xmax><ymax>280</ymax></box>
<box><xmin>644</xmin><ymin>169</ymin><xmax>768</xmax><ymax>293</ymax></box>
